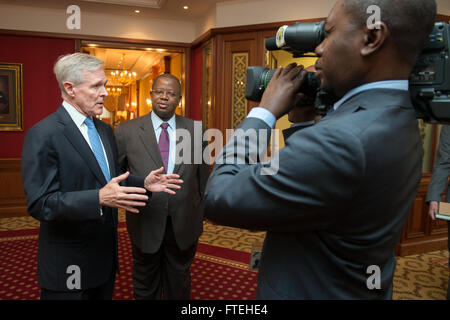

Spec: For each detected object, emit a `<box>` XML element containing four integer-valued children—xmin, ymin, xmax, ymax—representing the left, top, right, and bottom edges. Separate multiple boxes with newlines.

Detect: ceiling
<box><xmin>5</xmin><ymin>0</ymin><xmax>234</xmax><ymax>22</ymax></box>
<box><xmin>81</xmin><ymin>0</ymin><xmax>168</xmax><ymax>8</ymax></box>
<box><xmin>84</xmin><ymin>46</ymin><xmax>181</xmax><ymax>83</ymax></box>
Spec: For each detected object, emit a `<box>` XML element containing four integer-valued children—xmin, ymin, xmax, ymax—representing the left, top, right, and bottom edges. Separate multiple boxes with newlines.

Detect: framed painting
<box><xmin>0</xmin><ymin>62</ymin><xmax>23</xmax><ymax>131</ymax></box>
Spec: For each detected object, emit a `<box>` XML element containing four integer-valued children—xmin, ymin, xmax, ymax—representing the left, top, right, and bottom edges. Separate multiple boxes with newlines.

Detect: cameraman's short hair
<box><xmin>152</xmin><ymin>73</ymin><xmax>181</xmax><ymax>93</ymax></box>
<box><xmin>54</xmin><ymin>53</ymin><xmax>105</xmax><ymax>95</ymax></box>
<box><xmin>343</xmin><ymin>0</ymin><xmax>436</xmax><ymax>56</ymax></box>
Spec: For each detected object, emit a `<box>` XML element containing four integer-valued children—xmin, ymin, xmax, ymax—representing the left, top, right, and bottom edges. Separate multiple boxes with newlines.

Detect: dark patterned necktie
<box><xmin>158</xmin><ymin>123</ymin><xmax>170</xmax><ymax>173</ymax></box>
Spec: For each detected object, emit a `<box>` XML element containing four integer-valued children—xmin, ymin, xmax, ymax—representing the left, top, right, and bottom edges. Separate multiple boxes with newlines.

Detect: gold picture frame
<box><xmin>0</xmin><ymin>62</ymin><xmax>23</xmax><ymax>131</ymax></box>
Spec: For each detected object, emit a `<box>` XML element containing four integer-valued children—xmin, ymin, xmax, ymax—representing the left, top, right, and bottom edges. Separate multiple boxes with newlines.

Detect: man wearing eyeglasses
<box><xmin>115</xmin><ymin>73</ymin><xmax>209</xmax><ymax>300</ymax></box>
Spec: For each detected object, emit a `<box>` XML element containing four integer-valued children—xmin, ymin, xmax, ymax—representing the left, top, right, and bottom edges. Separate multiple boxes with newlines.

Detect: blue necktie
<box><xmin>84</xmin><ymin>117</ymin><xmax>110</xmax><ymax>182</ymax></box>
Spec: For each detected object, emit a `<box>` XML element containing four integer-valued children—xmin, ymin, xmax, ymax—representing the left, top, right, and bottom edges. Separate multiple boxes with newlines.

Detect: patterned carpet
<box><xmin>0</xmin><ymin>216</ymin><xmax>259</xmax><ymax>300</ymax></box>
<box><xmin>0</xmin><ymin>212</ymin><xmax>448</xmax><ymax>300</ymax></box>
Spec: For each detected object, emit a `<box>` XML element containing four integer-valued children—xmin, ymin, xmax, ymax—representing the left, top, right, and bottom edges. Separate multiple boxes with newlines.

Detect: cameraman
<box><xmin>204</xmin><ymin>0</ymin><xmax>436</xmax><ymax>299</ymax></box>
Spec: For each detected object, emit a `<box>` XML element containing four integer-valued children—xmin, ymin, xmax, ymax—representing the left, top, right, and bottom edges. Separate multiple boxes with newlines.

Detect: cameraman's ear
<box><xmin>361</xmin><ymin>22</ymin><xmax>388</xmax><ymax>57</ymax></box>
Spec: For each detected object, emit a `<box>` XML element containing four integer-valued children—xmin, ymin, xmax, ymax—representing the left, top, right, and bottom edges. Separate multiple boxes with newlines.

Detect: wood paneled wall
<box><xmin>213</xmin><ymin>32</ymin><xmax>259</xmax><ymax>134</ymax></box>
<box><xmin>203</xmin><ymin>19</ymin><xmax>324</xmax><ymax>136</ymax></box>
<box><xmin>395</xmin><ymin>175</ymin><xmax>449</xmax><ymax>256</ymax></box>
<box><xmin>0</xmin><ymin>159</ymin><xmax>27</xmax><ymax>218</ymax></box>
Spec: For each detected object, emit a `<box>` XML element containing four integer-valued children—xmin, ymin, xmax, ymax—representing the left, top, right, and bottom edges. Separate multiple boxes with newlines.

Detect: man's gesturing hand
<box><xmin>144</xmin><ymin>167</ymin><xmax>183</xmax><ymax>195</ymax></box>
<box><xmin>99</xmin><ymin>171</ymin><xmax>148</xmax><ymax>214</ymax></box>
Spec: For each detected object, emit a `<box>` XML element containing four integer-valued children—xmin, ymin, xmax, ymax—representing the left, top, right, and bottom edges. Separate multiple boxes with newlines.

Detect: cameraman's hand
<box><xmin>260</xmin><ymin>63</ymin><xmax>307</xmax><ymax>119</ymax></box>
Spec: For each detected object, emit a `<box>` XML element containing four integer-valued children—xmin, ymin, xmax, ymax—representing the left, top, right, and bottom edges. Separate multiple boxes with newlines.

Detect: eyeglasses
<box><xmin>151</xmin><ymin>89</ymin><xmax>179</xmax><ymax>98</ymax></box>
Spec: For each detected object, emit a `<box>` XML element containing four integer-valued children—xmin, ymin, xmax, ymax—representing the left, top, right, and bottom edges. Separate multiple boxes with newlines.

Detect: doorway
<box><xmin>81</xmin><ymin>42</ymin><xmax>186</xmax><ymax>128</ymax></box>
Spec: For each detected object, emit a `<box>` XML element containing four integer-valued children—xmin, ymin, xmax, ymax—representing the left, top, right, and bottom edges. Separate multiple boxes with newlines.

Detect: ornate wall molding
<box><xmin>231</xmin><ymin>53</ymin><xmax>248</xmax><ymax>128</ymax></box>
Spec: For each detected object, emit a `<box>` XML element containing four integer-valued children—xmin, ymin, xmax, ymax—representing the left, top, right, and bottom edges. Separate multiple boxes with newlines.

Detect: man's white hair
<box><xmin>53</xmin><ymin>53</ymin><xmax>104</xmax><ymax>95</ymax></box>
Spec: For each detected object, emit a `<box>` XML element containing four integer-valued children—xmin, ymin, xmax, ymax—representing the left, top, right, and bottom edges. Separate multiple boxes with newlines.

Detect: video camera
<box><xmin>245</xmin><ymin>21</ymin><xmax>450</xmax><ymax>123</ymax></box>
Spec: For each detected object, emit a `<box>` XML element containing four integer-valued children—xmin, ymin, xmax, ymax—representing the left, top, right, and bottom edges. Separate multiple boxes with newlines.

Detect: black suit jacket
<box><xmin>205</xmin><ymin>89</ymin><xmax>422</xmax><ymax>299</ymax></box>
<box><xmin>21</xmin><ymin>105</ymin><xmax>143</xmax><ymax>291</ymax></box>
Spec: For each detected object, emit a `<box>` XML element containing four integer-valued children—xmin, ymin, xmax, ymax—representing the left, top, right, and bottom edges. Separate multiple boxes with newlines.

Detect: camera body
<box><xmin>246</xmin><ymin>21</ymin><xmax>450</xmax><ymax>123</ymax></box>
<box><xmin>246</xmin><ymin>22</ymin><xmax>325</xmax><ymax>103</ymax></box>
<box><xmin>245</xmin><ymin>67</ymin><xmax>320</xmax><ymax>102</ymax></box>
<box><xmin>410</xmin><ymin>22</ymin><xmax>450</xmax><ymax>123</ymax></box>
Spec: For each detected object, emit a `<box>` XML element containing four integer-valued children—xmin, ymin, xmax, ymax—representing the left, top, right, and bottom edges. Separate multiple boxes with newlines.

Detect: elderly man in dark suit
<box><xmin>115</xmin><ymin>73</ymin><xmax>209</xmax><ymax>300</ymax></box>
<box><xmin>21</xmin><ymin>53</ymin><xmax>183</xmax><ymax>300</ymax></box>
<box><xmin>426</xmin><ymin>125</ymin><xmax>450</xmax><ymax>300</ymax></box>
<box><xmin>205</xmin><ymin>0</ymin><xmax>436</xmax><ymax>299</ymax></box>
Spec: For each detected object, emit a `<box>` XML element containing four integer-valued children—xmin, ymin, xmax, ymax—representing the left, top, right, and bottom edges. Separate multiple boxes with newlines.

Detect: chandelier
<box><xmin>106</xmin><ymin>87</ymin><xmax>122</xmax><ymax>97</ymax></box>
<box><xmin>109</xmin><ymin>53</ymin><xmax>137</xmax><ymax>86</ymax></box>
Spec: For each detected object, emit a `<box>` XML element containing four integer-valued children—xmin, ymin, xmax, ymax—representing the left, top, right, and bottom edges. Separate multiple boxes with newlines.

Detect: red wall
<box><xmin>0</xmin><ymin>35</ymin><xmax>75</xmax><ymax>158</ymax></box>
<box><xmin>189</xmin><ymin>45</ymin><xmax>203</xmax><ymax>121</ymax></box>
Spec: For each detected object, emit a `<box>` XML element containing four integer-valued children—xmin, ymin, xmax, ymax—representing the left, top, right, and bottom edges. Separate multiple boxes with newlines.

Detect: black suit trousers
<box><xmin>130</xmin><ymin>216</ymin><xmax>197</xmax><ymax>300</ymax></box>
